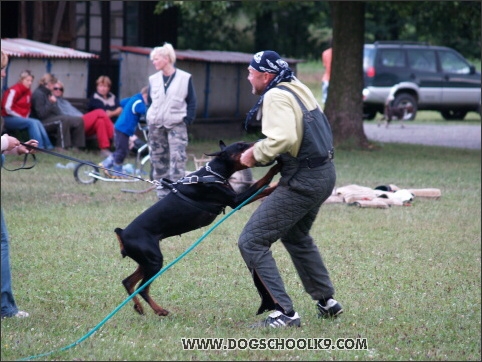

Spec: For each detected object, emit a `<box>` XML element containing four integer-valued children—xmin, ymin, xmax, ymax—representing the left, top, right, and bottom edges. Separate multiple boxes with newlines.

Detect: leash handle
<box><xmin>20</xmin><ymin>142</ymin><xmax>155</xmax><ymax>185</ymax></box>
<box><xmin>1</xmin><ymin>153</ymin><xmax>37</xmax><ymax>171</ymax></box>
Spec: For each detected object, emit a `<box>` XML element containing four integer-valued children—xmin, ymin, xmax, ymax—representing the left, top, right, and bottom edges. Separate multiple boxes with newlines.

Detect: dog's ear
<box><xmin>204</xmin><ymin>150</ymin><xmax>221</xmax><ymax>157</ymax></box>
<box><xmin>204</xmin><ymin>141</ymin><xmax>225</xmax><ymax>157</ymax></box>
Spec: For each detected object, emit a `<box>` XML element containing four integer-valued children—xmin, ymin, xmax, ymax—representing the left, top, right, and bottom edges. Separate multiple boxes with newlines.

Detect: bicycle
<box><xmin>73</xmin><ymin>120</ymin><xmax>152</xmax><ymax>185</ymax></box>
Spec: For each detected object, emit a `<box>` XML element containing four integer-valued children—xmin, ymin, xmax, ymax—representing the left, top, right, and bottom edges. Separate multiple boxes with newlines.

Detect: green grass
<box><xmin>1</xmin><ymin>137</ymin><xmax>480</xmax><ymax>361</ymax></box>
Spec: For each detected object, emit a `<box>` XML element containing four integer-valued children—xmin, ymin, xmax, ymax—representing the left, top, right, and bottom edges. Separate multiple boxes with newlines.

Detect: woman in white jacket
<box><xmin>146</xmin><ymin>43</ymin><xmax>197</xmax><ymax>199</ymax></box>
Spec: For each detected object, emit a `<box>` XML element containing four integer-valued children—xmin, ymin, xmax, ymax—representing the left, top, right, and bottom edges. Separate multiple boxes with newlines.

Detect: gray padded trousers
<box><xmin>238</xmin><ymin>161</ymin><xmax>336</xmax><ymax>315</ymax></box>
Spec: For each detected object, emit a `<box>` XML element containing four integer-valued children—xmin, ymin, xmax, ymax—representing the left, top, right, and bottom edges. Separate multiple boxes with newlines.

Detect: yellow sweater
<box><xmin>253</xmin><ymin>78</ymin><xmax>321</xmax><ymax>164</ymax></box>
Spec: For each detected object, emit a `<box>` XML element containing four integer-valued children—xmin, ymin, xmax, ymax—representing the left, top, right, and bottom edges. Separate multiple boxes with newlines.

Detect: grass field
<box><xmin>1</xmin><ymin>134</ymin><xmax>480</xmax><ymax>360</ymax></box>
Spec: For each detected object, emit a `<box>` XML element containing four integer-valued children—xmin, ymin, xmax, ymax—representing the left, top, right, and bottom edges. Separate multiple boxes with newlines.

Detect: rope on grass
<box><xmin>18</xmin><ymin>184</ymin><xmax>268</xmax><ymax>361</ymax></box>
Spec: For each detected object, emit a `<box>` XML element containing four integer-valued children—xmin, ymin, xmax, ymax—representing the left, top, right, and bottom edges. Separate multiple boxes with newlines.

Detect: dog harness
<box><xmin>158</xmin><ymin>162</ymin><xmax>235</xmax><ymax>215</ymax></box>
<box><xmin>173</xmin><ymin>163</ymin><xmax>230</xmax><ymax>186</ymax></box>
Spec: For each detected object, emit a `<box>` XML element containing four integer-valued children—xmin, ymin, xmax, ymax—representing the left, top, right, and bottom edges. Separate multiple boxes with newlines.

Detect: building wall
<box><xmin>75</xmin><ymin>1</ymin><xmax>124</xmax><ymax>55</ymax></box>
<box><xmin>118</xmin><ymin>52</ymin><xmax>153</xmax><ymax>99</ymax></box>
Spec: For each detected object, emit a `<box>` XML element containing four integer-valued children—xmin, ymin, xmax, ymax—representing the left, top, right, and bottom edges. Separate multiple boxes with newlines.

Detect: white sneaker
<box><xmin>317</xmin><ymin>299</ymin><xmax>343</xmax><ymax>318</ymax></box>
<box><xmin>251</xmin><ymin>310</ymin><xmax>301</xmax><ymax>328</ymax></box>
<box><xmin>15</xmin><ymin>310</ymin><xmax>29</xmax><ymax>318</ymax></box>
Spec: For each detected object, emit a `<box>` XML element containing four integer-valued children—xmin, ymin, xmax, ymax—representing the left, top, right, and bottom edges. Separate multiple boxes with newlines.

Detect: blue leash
<box><xmin>18</xmin><ymin>184</ymin><xmax>268</xmax><ymax>361</ymax></box>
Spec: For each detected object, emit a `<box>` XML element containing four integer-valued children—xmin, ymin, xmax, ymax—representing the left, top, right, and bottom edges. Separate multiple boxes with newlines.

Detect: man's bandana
<box><xmin>245</xmin><ymin>51</ymin><xmax>295</xmax><ymax>130</ymax></box>
<box><xmin>249</xmin><ymin>51</ymin><xmax>289</xmax><ymax>74</ymax></box>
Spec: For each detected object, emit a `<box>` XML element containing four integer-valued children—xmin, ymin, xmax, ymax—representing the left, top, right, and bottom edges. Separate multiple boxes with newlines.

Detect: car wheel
<box><xmin>393</xmin><ymin>93</ymin><xmax>417</xmax><ymax>120</ymax></box>
<box><xmin>440</xmin><ymin>110</ymin><xmax>467</xmax><ymax>121</ymax></box>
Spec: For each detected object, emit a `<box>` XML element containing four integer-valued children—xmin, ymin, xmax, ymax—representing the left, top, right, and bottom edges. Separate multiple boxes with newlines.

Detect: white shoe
<box><xmin>15</xmin><ymin>310</ymin><xmax>29</xmax><ymax>318</ymax></box>
<box><xmin>251</xmin><ymin>310</ymin><xmax>301</xmax><ymax>328</ymax></box>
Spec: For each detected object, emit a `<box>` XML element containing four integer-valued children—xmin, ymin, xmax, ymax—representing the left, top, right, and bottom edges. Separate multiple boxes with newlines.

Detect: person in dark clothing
<box><xmin>88</xmin><ymin>75</ymin><xmax>122</xmax><ymax>122</ymax></box>
<box><xmin>30</xmin><ymin>73</ymin><xmax>85</xmax><ymax>151</ymax></box>
<box><xmin>239</xmin><ymin>50</ymin><xmax>343</xmax><ymax>328</ymax></box>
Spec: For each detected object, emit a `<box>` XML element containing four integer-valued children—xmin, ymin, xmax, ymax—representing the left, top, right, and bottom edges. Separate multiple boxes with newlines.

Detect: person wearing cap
<box><xmin>238</xmin><ymin>50</ymin><xmax>342</xmax><ymax>328</ymax></box>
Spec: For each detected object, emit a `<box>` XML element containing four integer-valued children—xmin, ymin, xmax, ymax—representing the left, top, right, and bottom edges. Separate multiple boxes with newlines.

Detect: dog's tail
<box><xmin>114</xmin><ymin>228</ymin><xmax>128</xmax><ymax>258</ymax></box>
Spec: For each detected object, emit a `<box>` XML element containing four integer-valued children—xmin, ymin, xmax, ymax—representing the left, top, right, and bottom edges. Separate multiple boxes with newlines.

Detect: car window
<box><xmin>378</xmin><ymin>49</ymin><xmax>406</xmax><ymax>68</ymax></box>
<box><xmin>438</xmin><ymin>50</ymin><xmax>471</xmax><ymax>74</ymax></box>
<box><xmin>407</xmin><ymin>49</ymin><xmax>437</xmax><ymax>73</ymax></box>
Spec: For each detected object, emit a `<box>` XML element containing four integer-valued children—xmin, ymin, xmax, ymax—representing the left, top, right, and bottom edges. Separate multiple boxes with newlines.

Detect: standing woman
<box><xmin>146</xmin><ymin>42</ymin><xmax>197</xmax><ymax>199</ymax></box>
<box><xmin>1</xmin><ymin>70</ymin><xmax>54</xmax><ymax>150</ymax></box>
<box><xmin>88</xmin><ymin>75</ymin><xmax>122</xmax><ymax>122</ymax></box>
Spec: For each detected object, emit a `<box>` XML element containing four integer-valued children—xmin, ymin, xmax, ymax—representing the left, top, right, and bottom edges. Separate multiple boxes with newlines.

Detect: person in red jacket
<box><xmin>1</xmin><ymin>70</ymin><xmax>54</xmax><ymax>150</ymax></box>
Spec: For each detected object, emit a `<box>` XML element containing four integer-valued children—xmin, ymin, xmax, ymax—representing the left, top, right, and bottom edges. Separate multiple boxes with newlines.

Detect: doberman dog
<box><xmin>378</xmin><ymin>101</ymin><xmax>414</xmax><ymax>128</ymax></box>
<box><xmin>114</xmin><ymin>140</ymin><xmax>280</xmax><ymax>316</ymax></box>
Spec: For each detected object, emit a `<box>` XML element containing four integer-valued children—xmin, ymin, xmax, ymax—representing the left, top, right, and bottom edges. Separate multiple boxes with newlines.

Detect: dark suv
<box><xmin>363</xmin><ymin>41</ymin><xmax>481</xmax><ymax>120</ymax></box>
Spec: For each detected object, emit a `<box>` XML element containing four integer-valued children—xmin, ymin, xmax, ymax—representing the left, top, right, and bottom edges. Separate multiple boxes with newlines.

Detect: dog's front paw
<box><xmin>154</xmin><ymin>308</ymin><xmax>169</xmax><ymax>316</ymax></box>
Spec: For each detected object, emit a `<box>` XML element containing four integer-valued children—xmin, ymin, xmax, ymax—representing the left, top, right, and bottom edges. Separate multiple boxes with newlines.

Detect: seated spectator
<box><xmin>88</xmin><ymin>76</ymin><xmax>122</xmax><ymax>122</ymax></box>
<box><xmin>1</xmin><ymin>70</ymin><xmax>54</xmax><ymax>150</ymax></box>
<box><xmin>53</xmin><ymin>80</ymin><xmax>114</xmax><ymax>157</ymax></box>
<box><xmin>31</xmin><ymin>74</ymin><xmax>85</xmax><ymax>152</ymax></box>
<box><xmin>99</xmin><ymin>87</ymin><xmax>148</xmax><ymax>178</ymax></box>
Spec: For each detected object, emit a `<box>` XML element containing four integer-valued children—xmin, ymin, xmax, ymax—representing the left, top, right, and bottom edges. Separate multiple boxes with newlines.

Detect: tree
<box><xmin>325</xmin><ymin>1</ymin><xmax>370</xmax><ymax>149</ymax></box>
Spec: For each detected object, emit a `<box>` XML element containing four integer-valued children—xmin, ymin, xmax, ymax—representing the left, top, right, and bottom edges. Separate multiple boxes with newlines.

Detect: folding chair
<box><xmin>43</xmin><ymin>120</ymin><xmax>64</xmax><ymax>148</ymax></box>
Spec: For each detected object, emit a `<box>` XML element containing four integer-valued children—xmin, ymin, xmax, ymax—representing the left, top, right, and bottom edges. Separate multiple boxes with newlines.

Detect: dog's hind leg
<box><xmin>115</xmin><ymin>228</ymin><xmax>127</xmax><ymax>258</ymax></box>
<box><xmin>138</xmin><ymin>281</ymin><xmax>169</xmax><ymax>316</ymax></box>
<box><xmin>377</xmin><ymin>116</ymin><xmax>384</xmax><ymax>127</ymax></box>
<box><xmin>122</xmin><ymin>266</ymin><xmax>146</xmax><ymax>315</ymax></box>
<box><xmin>115</xmin><ymin>229</ymin><xmax>146</xmax><ymax>314</ymax></box>
<box><xmin>137</xmin><ymin>261</ymin><xmax>169</xmax><ymax>316</ymax></box>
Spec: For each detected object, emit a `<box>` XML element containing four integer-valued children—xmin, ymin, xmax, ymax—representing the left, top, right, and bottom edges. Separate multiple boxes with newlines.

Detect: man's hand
<box><xmin>4</xmin><ymin>135</ymin><xmax>20</xmax><ymax>151</ymax></box>
<box><xmin>240</xmin><ymin>146</ymin><xmax>256</xmax><ymax>168</ymax></box>
<box><xmin>17</xmin><ymin>139</ymin><xmax>39</xmax><ymax>154</ymax></box>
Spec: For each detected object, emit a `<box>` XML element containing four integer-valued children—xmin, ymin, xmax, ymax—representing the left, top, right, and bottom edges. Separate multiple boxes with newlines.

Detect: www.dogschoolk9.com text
<box><xmin>181</xmin><ymin>337</ymin><xmax>368</xmax><ymax>350</ymax></box>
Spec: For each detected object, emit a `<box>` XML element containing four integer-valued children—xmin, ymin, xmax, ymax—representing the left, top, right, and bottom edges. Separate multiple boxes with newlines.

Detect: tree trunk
<box><xmin>325</xmin><ymin>1</ymin><xmax>370</xmax><ymax>149</ymax></box>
